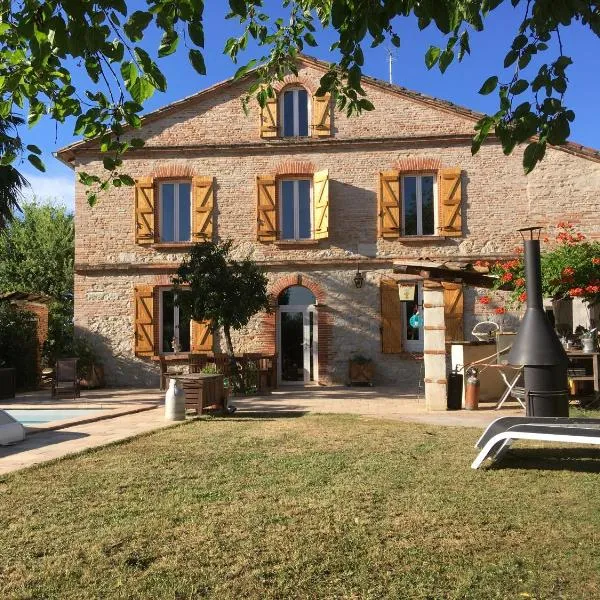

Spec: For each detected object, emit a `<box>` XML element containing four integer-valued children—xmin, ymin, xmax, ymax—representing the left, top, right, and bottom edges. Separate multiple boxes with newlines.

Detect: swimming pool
<box><xmin>5</xmin><ymin>409</ymin><xmax>107</xmax><ymax>426</ymax></box>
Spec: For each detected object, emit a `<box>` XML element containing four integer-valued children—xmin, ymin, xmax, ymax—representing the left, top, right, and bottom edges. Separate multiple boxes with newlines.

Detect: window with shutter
<box><xmin>443</xmin><ymin>283</ymin><xmax>464</xmax><ymax>341</ymax></box>
<box><xmin>192</xmin><ymin>176</ymin><xmax>214</xmax><ymax>242</ymax></box>
<box><xmin>260</xmin><ymin>89</ymin><xmax>278</xmax><ymax>138</ymax></box>
<box><xmin>439</xmin><ymin>168</ymin><xmax>463</xmax><ymax>237</ymax></box>
<box><xmin>402</xmin><ymin>174</ymin><xmax>437</xmax><ymax>236</ymax></box>
<box><xmin>134</xmin><ymin>178</ymin><xmax>155</xmax><ymax>245</ymax></box>
<box><xmin>378</xmin><ymin>171</ymin><xmax>401</xmax><ymax>239</ymax></box>
<box><xmin>134</xmin><ymin>285</ymin><xmax>154</xmax><ymax>357</ymax></box>
<box><xmin>281</xmin><ymin>87</ymin><xmax>309</xmax><ymax>137</ymax></box>
<box><xmin>380</xmin><ymin>279</ymin><xmax>403</xmax><ymax>353</ymax></box>
<box><xmin>312</xmin><ymin>93</ymin><xmax>331</xmax><ymax>137</ymax></box>
<box><xmin>191</xmin><ymin>320</ymin><xmax>213</xmax><ymax>352</ymax></box>
<box><xmin>256</xmin><ymin>175</ymin><xmax>278</xmax><ymax>242</ymax></box>
<box><xmin>313</xmin><ymin>169</ymin><xmax>329</xmax><ymax>240</ymax></box>
<box><xmin>159</xmin><ymin>181</ymin><xmax>191</xmax><ymax>242</ymax></box>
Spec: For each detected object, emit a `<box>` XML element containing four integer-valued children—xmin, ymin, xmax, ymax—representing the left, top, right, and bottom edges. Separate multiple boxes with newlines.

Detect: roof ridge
<box><xmin>55</xmin><ymin>52</ymin><xmax>600</xmax><ymax>165</ymax></box>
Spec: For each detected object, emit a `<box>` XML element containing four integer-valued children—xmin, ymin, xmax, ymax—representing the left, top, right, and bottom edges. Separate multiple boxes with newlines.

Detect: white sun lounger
<box><xmin>472</xmin><ymin>416</ymin><xmax>600</xmax><ymax>469</ymax></box>
<box><xmin>0</xmin><ymin>409</ymin><xmax>25</xmax><ymax>445</ymax></box>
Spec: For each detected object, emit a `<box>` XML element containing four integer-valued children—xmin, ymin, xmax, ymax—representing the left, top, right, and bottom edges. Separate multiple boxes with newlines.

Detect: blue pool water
<box><xmin>5</xmin><ymin>409</ymin><xmax>106</xmax><ymax>426</ymax></box>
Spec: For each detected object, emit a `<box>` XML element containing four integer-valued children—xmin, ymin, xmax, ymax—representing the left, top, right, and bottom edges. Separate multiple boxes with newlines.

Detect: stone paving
<box><xmin>0</xmin><ymin>386</ymin><xmax>523</xmax><ymax>475</ymax></box>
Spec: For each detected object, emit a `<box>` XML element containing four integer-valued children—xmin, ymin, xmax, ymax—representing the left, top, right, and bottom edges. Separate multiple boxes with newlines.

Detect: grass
<box><xmin>2</xmin><ymin>413</ymin><xmax>600</xmax><ymax>599</ymax></box>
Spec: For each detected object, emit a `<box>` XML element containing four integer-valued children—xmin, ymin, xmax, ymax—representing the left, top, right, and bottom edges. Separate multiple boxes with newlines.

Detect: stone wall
<box><xmin>69</xmin><ymin>60</ymin><xmax>600</xmax><ymax>388</ymax></box>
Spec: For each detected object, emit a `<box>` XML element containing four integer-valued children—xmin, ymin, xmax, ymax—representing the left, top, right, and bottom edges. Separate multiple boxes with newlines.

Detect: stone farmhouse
<box><xmin>57</xmin><ymin>54</ymin><xmax>600</xmax><ymax>404</ymax></box>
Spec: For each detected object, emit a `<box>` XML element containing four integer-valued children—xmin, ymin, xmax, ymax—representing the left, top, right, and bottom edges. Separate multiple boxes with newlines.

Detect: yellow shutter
<box><xmin>134</xmin><ymin>177</ymin><xmax>155</xmax><ymax>244</ymax></box>
<box><xmin>313</xmin><ymin>169</ymin><xmax>329</xmax><ymax>240</ymax></box>
<box><xmin>260</xmin><ymin>89</ymin><xmax>278</xmax><ymax>138</ymax></box>
<box><xmin>439</xmin><ymin>168</ymin><xmax>462</xmax><ymax>237</ymax></box>
<box><xmin>312</xmin><ymin>93</ymin><xmax>331</xmax><ymax>137</ymax></box>
<box><xmin>192</xmin><ymin>176</ymin><xmax>214</xmax><ymax>242</ymax></box>
<box><xmin>256</xmin><ymin>175</ymin><xmax>277</xmax><ymax>242</ymax></box>
<box><xmin>443</xmin><ymin>283</ymin><xmax>464</xmax><ymax>342</ymax></box>
<box><xmin>134</xmin><ymin>285</ymin><xmax>154</xmax><ymax>357</ymax></box>
<box><xmin>378</xmin><ymin>171</ymin><xmax>401</xmax><ymax>239</ymax></box>
<box><xmin>191</xmin><ymin>320</ymin><xmax>213</xmax><ymax>352</ymax></box>
<box><xmin>381</xmin><ymin>279</ymin><xmax>403</xmax><ymax>353</ymax></box>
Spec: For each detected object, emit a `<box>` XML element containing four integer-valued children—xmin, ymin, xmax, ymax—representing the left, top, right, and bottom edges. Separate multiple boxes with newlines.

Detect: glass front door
<box><xmin>278</xmin><ymin>307</ymin><xmax>318</xmax><ymax>384</ymax></box>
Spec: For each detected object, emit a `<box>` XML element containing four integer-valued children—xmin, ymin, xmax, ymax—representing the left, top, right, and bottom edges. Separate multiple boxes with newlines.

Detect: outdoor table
<box><xmin>168</xmin><ymin>373</ymin><xmax>226</xmax><ymax>415</ymax></box>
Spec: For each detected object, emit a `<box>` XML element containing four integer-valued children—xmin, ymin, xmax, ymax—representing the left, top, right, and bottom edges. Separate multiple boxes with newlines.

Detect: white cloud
<box><xmin>20</xmin><ymin>172</ymin><xmax>75</xmax><ymax>213</ymax></box>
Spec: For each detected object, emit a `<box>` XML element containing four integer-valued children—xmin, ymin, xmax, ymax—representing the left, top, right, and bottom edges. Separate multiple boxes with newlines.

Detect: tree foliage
<box><xmin>0</xmin><ymin>201</ymin><xmax>74</xmax><ymax>299</ymax></box>
<box><xmin>0</xmin><ymin>303</ymin><xmax>39</xmax><ymax>388</ymax></box>
<box><xmin>173</xmin><ymin>240</ymin><xmax>270</xmax><ymax>358</ymax></box>
<box><xmin>0</xmin><ymin>0</ymin><xmax>597</xmax><ymax>211</ymax></box>
<box><xmin>0</xmin><ymin>200</ymin><xmax>75</xmax><ymax>366</ymax></box>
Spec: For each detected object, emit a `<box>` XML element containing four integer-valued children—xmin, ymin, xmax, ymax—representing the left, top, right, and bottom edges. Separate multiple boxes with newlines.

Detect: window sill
<box><xmin>398</xmin><ymin>236</ymin><xmax>448</xmax><ymax>243</ymax></box>
<box><xmin>152</xmin><ymin>353</ymin><xmax>190</xmax><ymax>361</ymax></box>
<box><xmin>150</xmin><ymin>242</ymin><xmax>194</xmax><ymax>251</ymax></box>
<box><xmin>275</xmin><ymin>239</ymin><xmax>320</xmax><ymax>248</ymax></box>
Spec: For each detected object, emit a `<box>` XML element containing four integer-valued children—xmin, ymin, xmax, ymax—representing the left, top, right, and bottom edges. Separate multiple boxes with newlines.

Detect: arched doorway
<box><xmin>277</xmin><ymin>285</ymin><xmax>318</xmax><ymax>384</ymax></box>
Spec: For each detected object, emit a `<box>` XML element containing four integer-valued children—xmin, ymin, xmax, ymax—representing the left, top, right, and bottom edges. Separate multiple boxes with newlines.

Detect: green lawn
<box><xmin>2</xmin><ymin>413</ymin><xmax>600</xmax><ymax>599</ymax></box>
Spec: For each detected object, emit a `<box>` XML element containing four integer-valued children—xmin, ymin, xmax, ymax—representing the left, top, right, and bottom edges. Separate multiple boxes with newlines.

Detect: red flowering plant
<box><xmin>488</xmin><ymin>222</ymin><xmax>600</xmax><ymax>308</ymax></box>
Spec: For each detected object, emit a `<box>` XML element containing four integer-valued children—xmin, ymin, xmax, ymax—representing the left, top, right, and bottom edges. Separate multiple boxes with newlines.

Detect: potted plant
<box><xmin>72</xmin><ymin>338</ymin><xmax>105</xmax><ymax>389</ymax></box>
<box><xmin>349</xmin><ymin>353</ymin><xmax>374</xmax><ymax>386</ymax></box>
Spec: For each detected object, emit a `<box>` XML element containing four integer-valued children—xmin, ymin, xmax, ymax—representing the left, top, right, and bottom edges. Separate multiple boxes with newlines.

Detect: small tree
<box><xmin>173</xmin><ymin>241</ymin><xmax>271</xmax><ymax>389</ymax></box>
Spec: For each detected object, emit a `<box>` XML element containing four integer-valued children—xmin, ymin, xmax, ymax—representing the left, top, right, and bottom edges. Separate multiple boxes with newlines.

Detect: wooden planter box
<box><xmin>349</xmin><ymin>361</ymin><xmax>374</xmax><ymax>386</ymax></box>
<box><xmin>0</xmin><ymin>367</ymin><xmax>16</xmax><ymax>400</ymax></box>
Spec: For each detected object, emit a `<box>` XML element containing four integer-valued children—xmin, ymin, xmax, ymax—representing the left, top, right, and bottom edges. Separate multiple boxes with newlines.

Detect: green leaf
<box><xmin>28</xmin><ymin>154</ymin><xmax>46</xmax><ymax>172</ymax></box>
<box><xmin>129</xmin><ymin>77</ymin><xmax>155</xmax><ymax>103</ymax></box>
<box><xmin>26</xmin><ymin>144</ymin><xmax>41</xmax><ymax>155</ymax></box>
<box><xmin>120</xmin><ymin>174</ymin><xmax>135</xmax><ymax>186</ymax></box>
<box><xmin>188</xmin><ymin>23</ymin><xmax>204</xmax><ymax>47</ymax></box>
<box><xmin>504</xmin><ymin>49</ymin><xmax>518</xmax><ymax>68</ymax></box>
<box><xmin>425</xmin><ymin>46</ymin><xmax>440</xmax><ymax>69</ymax></box>
<box><xmin>158</xmin><ymin>32</ymin><xmax>179</xmax><ymax>57</ymax></box>
<box><xmin>523</xmin><ymin>141</ymin><xmax>546</xmax><ymax>174</ymax></box>
<box><xmin>189</xmin><ymin>49</ymin><xmax>206</xmax><ymax>75</ymax></box>
<box><xmin>479</xmin><ymin>76</ymin><xmax>498</xmax><ymax>95</ymax></box>
<box><xmin>510</xmin><ymin>79</ymin><xmax>528</xmax><ymax>95</ymax></box>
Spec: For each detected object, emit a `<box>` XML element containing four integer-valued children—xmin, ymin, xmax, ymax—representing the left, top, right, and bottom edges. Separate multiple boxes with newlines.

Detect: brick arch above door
<box><xmin>258</xmin><ymin>274</ymin><xmax>332</xmax><ymax>384</ymax></box>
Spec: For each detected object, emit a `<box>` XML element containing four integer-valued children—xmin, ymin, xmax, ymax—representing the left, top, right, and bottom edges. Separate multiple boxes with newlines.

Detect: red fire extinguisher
<box><xmin>465</xmin><ymin>366</ymin><xmax>480</xmax><ymax>410</ymax></box>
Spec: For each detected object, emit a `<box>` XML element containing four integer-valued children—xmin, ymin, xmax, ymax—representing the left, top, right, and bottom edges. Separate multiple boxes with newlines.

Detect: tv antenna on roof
<box><xmin>386</xmin><ymin>47</ymin><xmax>397</xmax><ymax>84</ymax></box>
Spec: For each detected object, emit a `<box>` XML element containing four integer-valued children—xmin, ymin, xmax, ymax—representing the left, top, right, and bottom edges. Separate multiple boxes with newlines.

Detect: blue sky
<box><xmin>19</xmin><ymin>1</ymin><xmax>600</xmax><ymax>211</ymax></box>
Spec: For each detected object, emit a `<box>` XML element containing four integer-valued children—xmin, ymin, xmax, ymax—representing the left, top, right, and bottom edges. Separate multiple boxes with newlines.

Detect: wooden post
<box><xmin>423</xmin><ymin>280</ymin><xmax>447</xmax><ymax>411</ymax></box>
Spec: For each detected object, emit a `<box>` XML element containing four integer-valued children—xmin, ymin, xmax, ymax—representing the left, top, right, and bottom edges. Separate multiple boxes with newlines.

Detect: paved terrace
<box><xmin>0</xmin><ymin>386</ymin><xmax>523</xmax><ymax>475</ymax></box>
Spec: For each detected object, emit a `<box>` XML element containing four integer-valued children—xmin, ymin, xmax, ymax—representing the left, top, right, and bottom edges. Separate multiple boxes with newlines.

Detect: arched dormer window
<box><xmin>281</xmin><ymin>86</ymin><xmax>310</xmax><ymax>137</ymax></box>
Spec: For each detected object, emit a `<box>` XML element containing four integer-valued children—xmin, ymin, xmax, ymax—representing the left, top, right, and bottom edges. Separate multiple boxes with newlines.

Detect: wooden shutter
<box><xmin>256</xmin><ymin>175</ymin><xmax>277</xmax><ymax>242</ymax></box>
<box><xmin>312</xmin><ymin>93</ymin><xmax>331</xmax><ymax>137</ymax></box>
<box><xmin>134</xmin><ymin>285</ymin><xmax>154</xmax><ymax>357</ymax></box>
<box><xmin>260</xmin><ymin>90</ymin><xmax>278</xmax><ymax>138</ymax></box>
<box><xmin>381</xmin><ymin>279</ymin><xmax>403</xmax><ymax>353</ymax></box>
<box><xmin>378</xmin><ymin>171</ymin><xmax>401</xmax><ymax>239</ymax></box>
<box><xmin>192</xmin><ymin>176</ymin><xmax>214</xmax><ymax>242</ymax></box>
<box><xmin>313</xmin><ymin>169</ymin><xmax>329</xmax><ymax>240</ymax></box>
<box><xmin>191</xmin><ymin>320</ymin><xmax>213</xmax><ymax>352</ymax></box>
<box><xmin>443</xmin><ymin>283</ymin><xmax>464</xmax><ymax>342</ymax></box>
<box><xmin>134</xmin><ymin>177</ymin><xmax>155</xmax><ymax>244</ymax></box>
<box><xmin>439</xmin><ymin>168</ymin><xmax>462</xmax><ymax>237</ymax></box>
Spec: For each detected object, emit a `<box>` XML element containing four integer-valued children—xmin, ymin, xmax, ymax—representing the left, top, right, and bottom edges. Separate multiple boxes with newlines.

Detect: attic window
<box><xmin>281</xmin><ymin>87</ymin><xmax>309</xmax><ymax>137</ymax></box>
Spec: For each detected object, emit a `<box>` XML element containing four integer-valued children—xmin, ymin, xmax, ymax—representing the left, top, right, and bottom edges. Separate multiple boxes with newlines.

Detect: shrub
<box><xmin>0</xmin><ymin>303</ymin><xmax>39</xmax><ymax>389</ymax></box>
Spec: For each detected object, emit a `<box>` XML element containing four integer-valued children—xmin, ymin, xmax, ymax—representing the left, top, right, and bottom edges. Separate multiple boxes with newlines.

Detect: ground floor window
<box><xmin>160</xmin><ymin>288</ymin><xmax>191</xmax><ymax>353</ymax></box>
<box><xmin>403</xmin><ymin>284</ymin><xmax>424</xmax><ymax>352</ymax></box>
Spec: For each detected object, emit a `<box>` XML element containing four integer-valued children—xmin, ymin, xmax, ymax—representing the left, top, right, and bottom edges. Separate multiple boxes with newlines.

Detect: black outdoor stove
<box><xmin>507</xmin><ymin>227</ymin><xmax>569</xmax><ymax>417</ymax></box>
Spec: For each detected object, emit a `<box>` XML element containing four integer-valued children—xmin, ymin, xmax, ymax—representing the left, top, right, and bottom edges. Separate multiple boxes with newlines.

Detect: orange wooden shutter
<box><xmin>378</xmin><ymin>171</ymin><xmax>401</xmax><ymax>239</ymax></box>
<box><xmin>134</xmin><ymin>285</ymin><xmax>154</xmax><ymax>357</ymax></box>
<box><xmin>256</xmin><ymin>175</ymin><xmax>277</xmax><ymax>242</ymax></box>
<box><xmin>191</xmin><ymin>320</ymin><xmax>213</xmax><ymax>352</ymax></box>
<box><xmin>192</xmin><ymin>176</ymin><xmax>214</xmax><ymax>242</ymax></box>
<box><xmin>313</xmin><ymin>169</ymin><xmax>329</xmax><ymax>240</ymax></box>
<box><xmin>380</xmin><ymin>279</ymin><xmax>403</xmax><ymax>353</ymax></box>
<box><xmin>134</xmin><ymin>177</ymin><xmax>155</xmax><ymax>244</ymax></box>
<box><xmin>439</xmin><ymin>168</ymin><xmax>462</xmax><ymax>237</ymax></box>
<box><xmin>260</xmin><ymin>90</ymin><xmax>278</xmax><ymax>138</ymax></box>
<box><xmin>443</xmin><ymin>283</ymin><xmax>464</xmax><ymax>342</ymax></box>
<box><xmin>312</xmin><ymin>93</ymin><xmax>331</xmax><ymax>137</ymax></box>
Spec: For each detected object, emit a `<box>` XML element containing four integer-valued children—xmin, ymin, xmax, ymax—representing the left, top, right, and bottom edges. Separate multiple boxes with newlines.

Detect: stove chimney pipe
<box><xmin>507</xmin><ymin>227</ymin><xmax>569</xmax><ymax>417</ymax></box>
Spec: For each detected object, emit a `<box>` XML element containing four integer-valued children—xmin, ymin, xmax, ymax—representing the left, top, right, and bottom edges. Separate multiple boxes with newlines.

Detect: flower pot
<box><xmin>582</xmin><ymin>338</ymin><xmax>596</xmax><ymax>354</ymax></box>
